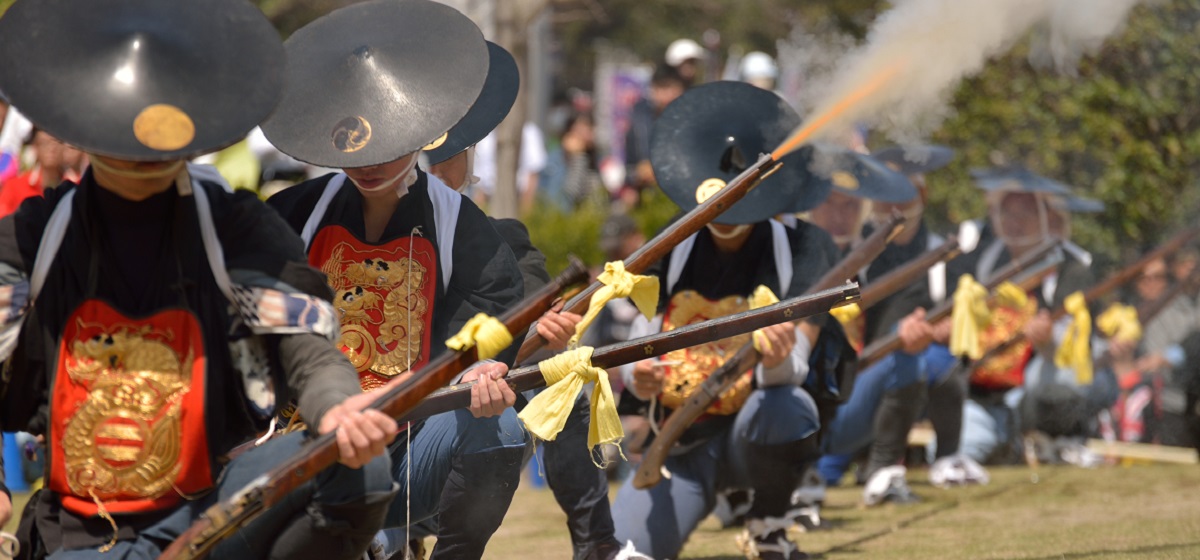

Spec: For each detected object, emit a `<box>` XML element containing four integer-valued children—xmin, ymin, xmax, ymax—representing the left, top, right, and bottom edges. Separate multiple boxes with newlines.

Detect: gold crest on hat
<box><xmin>133</xmin><ymin>104</ymin><xmax>195</xmax><ymax>151</ymax></box>
<box><xmin>831</xmin><ymin>170</ymin><xmax>859</xmax><ymax>190</ymax></box>
<box><xmin>332</xmin><ymin>116</ymin><xmax>373</xmax><ymax>153</ymax></box>
<box><xmin>423</xmin><ymin>132</ymin><xmax>449</xmax><ymax>151</ymax></box>
<box><xmin>695</xmin><ymin>178</ymin><xmax>727</xmax><ymax>204</ymax></box>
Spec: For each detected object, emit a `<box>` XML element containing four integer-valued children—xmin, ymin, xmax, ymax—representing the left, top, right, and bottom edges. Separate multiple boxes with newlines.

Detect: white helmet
<box><xmin>739</xmin><ymin>51</ymin><xmax>779</xmax><ymax>81</ymax></box>
<box><xmin>665</xmin><ymin>38</ymin><xmax>704</xmax><ymax>67</ymax></box>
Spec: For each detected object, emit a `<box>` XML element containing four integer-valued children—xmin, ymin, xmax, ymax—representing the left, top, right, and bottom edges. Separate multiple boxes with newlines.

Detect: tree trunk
<box><xmin>490</xmin><ymin>0</ymin><xmax>547</xmax><ymax>219</ymax></box>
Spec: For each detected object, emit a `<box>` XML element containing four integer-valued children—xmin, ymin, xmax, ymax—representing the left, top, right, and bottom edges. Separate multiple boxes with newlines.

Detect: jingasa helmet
<box><xmin>262</xmin><ymin>0</ymin><xmax>489</xmax><ymax>169</ymax></box>
<box><xmin>802</xmin><ymin>144</ymin><xmax>918</xmax><ymax>205</ymax></box>
<box><xmin>0</xmin><ymin>0</ymin><xmax>285</xmax><ymax>161</ymax></box>
<box><xmin>650</xmin><ymin>81</ymin><xmax>827</xmax><ymax>225</ymax></box>
<box><xmin>425</xmin><ymin>42</ymin><xmax>519</xmax><ymax>165</ymax></box>
<box><xmin>872</xmin><ymin>144</ymin><xmax>956</xmax><ymax>175</ymax></box>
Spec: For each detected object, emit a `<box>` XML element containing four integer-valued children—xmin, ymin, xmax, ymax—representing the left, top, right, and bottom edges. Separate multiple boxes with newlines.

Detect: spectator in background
<box><xmin>0</xmin><ymin>129</ymin><xmax>87</xmax><ymax>216</ymax></box>
<box><xmin>473</xmin><ymin>122</ymin><xmax>547</xmax><ymax>212</ymax></box>
<box><xmin>665</xmin><ymin>38</ymin><xmax>705</xmax><ymax>86</ymax></box>
<box><xmin>739</xmin><ymin>51</ymin><xmax>780</xmax><ymax>93</ymax></box>
<box><xmin>623</xmin><ymin>66</ymin><xmax>686</xmax><ymax>206</ymax></box>
<box><xmin>0</xmin><ymin>97</ymin><xmax>34</xmax><ymax>185</ymax></box>
<box><xmin>1130</xmin><ymin>254</ymin><xmax>1200</xmax><ymax>447</ymax></box>
<box><xmin>538</xmin><ymin>112</ymin><xmax>602</xmax><ymax>212</ymax></box>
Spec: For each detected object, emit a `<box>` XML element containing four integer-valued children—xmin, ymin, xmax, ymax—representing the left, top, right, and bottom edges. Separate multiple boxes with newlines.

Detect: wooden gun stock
<box><xmin>970</xmin><ymin>225</ymin><xmax>1200</xmax><ymax>372</ymax></box>
<box><xmin>857</xmin><ymin>239</ymin><xmax>1062</xmax><ymax>366</ymax></box>
<box><xmin>398</xmin><ymin>285</ymin><xmax>861</xmax><ymax>424</ymax></box>
<box><xmin>858</xmin><ymin>236</ymin><xmax>961</xmax><ymax>310</ymax></box>
<box><xmin>158</xmin><ymin>258</ymin><xmax>590</xmax><ymax>560</ymax></box>
<box><xmin>631</xmin><ymin>213</ymin><xmax>906</xmax><ymax>490</ymax></box>
<box><xmin>515</xmin><ymin>154</ymin><xmax>784</xmax><ymax>364</ymax></box>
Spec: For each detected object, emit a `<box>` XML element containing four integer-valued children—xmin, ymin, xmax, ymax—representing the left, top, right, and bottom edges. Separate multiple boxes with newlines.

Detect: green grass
<box><xmin>2</xmin><ymin>490</ymin><xmax>26</xmax><ymax>534</ymax></box>
<box><xmin>7</xmin><ymin>465</ymin><xmax>1199</xmax><ymax>558</ymax></box>
<box><xmin>491</xmin><ymin>464</ymin><xmax>1200</xmax><ymax>559</ymax></box>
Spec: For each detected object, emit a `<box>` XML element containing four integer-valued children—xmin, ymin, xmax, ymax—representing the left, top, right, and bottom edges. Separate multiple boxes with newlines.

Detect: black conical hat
<box><xmin>803</xmin><ymin>145</ymin><xmax>918</xmax><ymax>205</ymax></box>
<box><xmin>0</xmin><ymin>0</ymin><xmax>285</xmax><ymax>161</ymax></box>
<box><xmin>650</xmin><ymin>81</ymin><xmax>827</xmax><ymax>225</ymax></box>
<box><xmin>262</xmin><ymin>0</ymin><xmax>489</xmax><ymax>169</ymax></box>
<box><xmin>425</xmin><ymin>41</ymin><xmax>519</xmax><ymax>164</ymax></box>
<box><xmin>970</xmin><ymin>165</ymin><xmax>1073</xmax><ymax>195</ymax></box>
<box><xmin>873</xmin><ymin>144</ymin><xmax>955</xmax><ymax>175</ymax></box>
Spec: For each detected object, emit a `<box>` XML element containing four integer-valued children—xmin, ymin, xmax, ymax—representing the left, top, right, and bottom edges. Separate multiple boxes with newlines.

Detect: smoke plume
<box><xmin>787</xmin><ymin>0</ymin><xmax>1146</xmax><ymax>152</ymax></box>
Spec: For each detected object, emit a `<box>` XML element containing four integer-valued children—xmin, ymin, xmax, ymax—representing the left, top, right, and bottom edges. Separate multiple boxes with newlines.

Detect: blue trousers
<box><xmin>613</xmin><ymin>386</ymin><xmax>819</xmax><ymax>560</ymax></box>
<box><xmin>47</xmin><ymin>432</ymin><xmax>394</xmax><ymax>559</ymax></box>
<box><xmin>378</xmin><ymin>406</ymin><xmax>528</xmax><ymax>555</ymax></box>
<box><xmin>520</xmin><ymin>389</ymin><xmax>618</xmax><ymax>558</ymax></box>
<box><xmin>821</xmin><ymin>351</ymin><xmax>922</xmax><ymax>457</ymax></box>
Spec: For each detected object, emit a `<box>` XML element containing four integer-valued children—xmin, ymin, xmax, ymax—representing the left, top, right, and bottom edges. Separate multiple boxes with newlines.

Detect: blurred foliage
<box><xmin>524</xmin><ymin>198</ymin><xmax>607</xmax><ymax>276</ymax></box>
<box><xmin>555</xmin><ymin>0</ymin><xmax>888</xmax><ymax>87</ymax></box>
<box><xmin>925</xmin><ymin>0</ymin><xmax>1200</xmax><ymax>266</ymax></box>
<box><xmin>524</xmin><ymin>188</ymin><xmax>678</xmax><ymax>276</ymax></box>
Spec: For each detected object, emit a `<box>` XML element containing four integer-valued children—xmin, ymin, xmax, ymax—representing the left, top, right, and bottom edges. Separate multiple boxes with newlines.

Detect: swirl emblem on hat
<box><xmin>332</xmin><ymin>116</ymin><xmax>373</xmax><ymax>153</ymax></box>
<box><xmin>133</xmin><ymin>104</ymin><xmax>196</xmax><ymax>152</ymax></box>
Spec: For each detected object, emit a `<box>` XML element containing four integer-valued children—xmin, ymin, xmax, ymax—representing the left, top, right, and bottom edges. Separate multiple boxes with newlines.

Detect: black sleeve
<box><xmin>208</xmin><ymin>184</ymin><xmax>357</xmax><ymax>422</ymax></box>
<box><xmin>277</xmin><ymin>333</ymin><xmax>362</xmax><ymax>427</ymax></box>
<box><xmin>864</xmin><ymin>281</ymin><xmax>933</xmax><ymax>345</ymax></box>
<box><xmin>786</xmin><ymin>221</ymin><xmax>840</xmax><ymax>296</ymax></box>
<box><xmin>264</xmin><ymin>174</ymin><xmax>337</xmax><ymax>237</ymax></box>
<box><xmin>0</xmin><ymin>181</ymin><xmax>75</xmax><ymax>271</ymax></box>
<box><xmin>1050</xmin><ymin>256</ymin><xmax>1094</xmax><ymax>310</ymax></box>
<box><xmin>215</xmin><ymin>185</ymin><xmax>333</xmax><ymax>300</ymax></box>
<box><xmin>490</xmin><ymin>217</ymin><xmax>550</xmax><ymax>296</ymax></box>
<box><xmin>441</xmin><ymin>199</ymin><xmax>525</xmax><ymax>366</ymax></box>
<box><xmin>0</xmin><ymin>185</ymin><xmax>72</xmax><ymax>434</ymax></box>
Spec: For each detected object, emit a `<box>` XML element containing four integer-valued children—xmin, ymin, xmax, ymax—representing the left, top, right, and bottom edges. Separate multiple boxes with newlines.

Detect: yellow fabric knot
<box><xmin>1055</xmin><ymin>291</ymin><xmax>1094</xmax><ymax>385</ymax></box>
<box><xmin>829</xmin><ymin>302</ymin><xmax>862</xmax><ymax>328</ymax></box>
<box><xmin>949</xmin><ymin>275</ymin><xmax>992</xmax><ymax>359</ymax></box>
<box><xmin>749</xmin><ymin>285</ymin><xmax>781</xmax><ymax>353</ymax></box>
<box><xmin>445</xmin><ymin>313</ymin><xmax>513</xmax><ymax>360</ymax></box>
<box><xmin>1097</xmin><ymin>303</ymin><xmax>1142</xmax><ymax>343</ymax></box>
<box><xmin>994</xmin><ymin>281</ymin><xmax>1028</xmax><ymax>310</ymax></box>
<box><xmin>518</xmin><ymin>347</ymin><xmax>623</xmax><ymax>454</ymax></box>
<box><xmin>570</xmin><ymin>261</ymin><xmax>660</xmax><ymax>346</ymax></box>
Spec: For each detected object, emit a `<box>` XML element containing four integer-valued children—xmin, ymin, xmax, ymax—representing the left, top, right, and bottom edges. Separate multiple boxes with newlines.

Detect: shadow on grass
<box><xmin>1000</xmin><ymin>541</ymin><xmax>1200</xmax><ymax>560</ymax></box>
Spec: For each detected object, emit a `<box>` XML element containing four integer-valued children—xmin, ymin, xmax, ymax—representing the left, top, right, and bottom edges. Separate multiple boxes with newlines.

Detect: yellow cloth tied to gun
<box><xmin>829</xmin><ymin>302</ymin><xmax>862</xmax><ymax>329</ymax></box>
<box><xmin>1055</xmin><ymin>291</ymin><xmax>1093</xmax><ymax>385</ymax></box>
<box><xmin>518</xmin><ymin>347</ymin><xmax>623</xmax><ymax>457</ymax></box>
<box><xmin>445</xmin><ymin>313</ymin><xmax>513</xmax><ymax>361</ymax></box>
<box><xmin>570</xmin><ymin>260</ymin><xmax>660</xmax><ymax>347</ymax></box>
<box><xmin>993</xmin><ymin>281</ymin><xmax>1029</xmax><ymax>310</ymax></box>
<box><xmin>950</xmin><ymin>275</ymin><xmax>992</xmax><ymax>359</ymax></box>
<box><xmin>749</xmin><ymin>285</ymin><xmax>781</xmax><ymax>353</ymax></box>
<box><xmin>1097</xmin><ymin>303</ymin><xmax>1142</xmax><ymax>343</ymax></box>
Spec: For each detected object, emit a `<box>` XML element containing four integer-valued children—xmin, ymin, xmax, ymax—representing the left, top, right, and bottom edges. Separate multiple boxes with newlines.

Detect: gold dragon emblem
<box><xmin>60</xmin><ymin>323</ymin><xmax>192</xmax><ymax>502</ymax></box>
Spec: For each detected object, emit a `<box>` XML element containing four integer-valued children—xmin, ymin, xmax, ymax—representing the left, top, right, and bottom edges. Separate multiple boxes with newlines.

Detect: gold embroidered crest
<box><xmin>658</xmin><ymin>290</ymin><xmax>753</xmax><ymax>415</ymax></box>
<box><xmin>61</xmin><ymin>324</ymin><xmax>191</xmax><ymax>502</ymax></box>
<box><xmin>321</xmin><ymin>240</ymin><xmax>433</xmax><ymax>386</ymax></box>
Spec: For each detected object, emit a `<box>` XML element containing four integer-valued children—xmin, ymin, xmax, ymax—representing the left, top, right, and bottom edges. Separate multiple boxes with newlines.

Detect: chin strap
<box><xmin>349</xmin><ymin>154</ymin><xmax>420</xmax><ymax>195</ymax></box>
<box><xmin>88</xmin><ymin>156</ymin><xmax>185</xmax><ymax>180</ymax></box>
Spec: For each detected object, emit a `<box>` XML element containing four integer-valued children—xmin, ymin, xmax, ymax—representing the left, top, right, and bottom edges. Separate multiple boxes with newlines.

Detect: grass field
<box><xmin>489</xmin><ymin>464</ymin><xmax>1200</xmax><ymax>559</ymax></box>
<box><xmin>5</xmin><ymin>464</ymin><xmax>1199</xmax><ymax>559</ymax></box>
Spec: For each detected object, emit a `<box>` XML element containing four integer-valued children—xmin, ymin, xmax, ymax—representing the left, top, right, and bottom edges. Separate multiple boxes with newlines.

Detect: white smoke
<box><xmin>776</xmin><ymin>23</ymin><xmax>856</xmax><ymax>116</ymax></box>
<box><xmin>787</xmin><ymin>0</ymin><xmax>1146</xmax><ymax>150</ymax></box>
